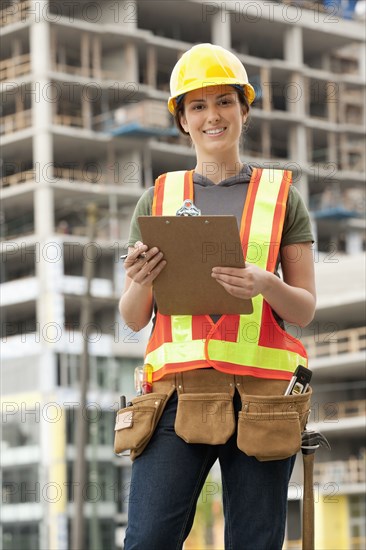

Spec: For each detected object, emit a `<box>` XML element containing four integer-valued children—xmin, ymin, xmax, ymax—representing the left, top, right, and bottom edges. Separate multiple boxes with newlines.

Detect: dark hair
<box><xmin>173</xmin><ymin>86</ymin><xmax>250</xmax><ymax>136</ymax></box>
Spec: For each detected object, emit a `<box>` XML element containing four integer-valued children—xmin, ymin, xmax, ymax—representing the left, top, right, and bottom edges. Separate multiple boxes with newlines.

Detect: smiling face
<box><xmin>178</xmin><ymin>85</ymin><xmax>248</xmax><ymax>165</ymax></box>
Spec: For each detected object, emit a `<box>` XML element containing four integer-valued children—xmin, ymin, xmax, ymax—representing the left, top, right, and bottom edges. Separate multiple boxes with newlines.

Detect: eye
<box><xmin>192</xmin><ymin>103</ymin><xmax>205</xmax><ymax>111</ymax></box>
<box><xmin>219</xmin><ymin>98</ymin><xmax>233</xmax><ymax>106</ymax></box>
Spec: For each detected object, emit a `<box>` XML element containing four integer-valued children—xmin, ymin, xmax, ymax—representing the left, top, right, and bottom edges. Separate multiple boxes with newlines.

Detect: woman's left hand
<box><xmin>211</xmin><ymin>263</ymin><xmax>269</xmax><ymax>299</ymax></box>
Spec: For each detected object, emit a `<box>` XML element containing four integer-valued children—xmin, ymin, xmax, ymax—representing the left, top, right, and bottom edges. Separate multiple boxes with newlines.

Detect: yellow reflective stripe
<box><xmin>162</xmin><ymin>171</ymin><xmax>187</xmax><ymax>215</ymax></box>
<box><xmin>207</xmin><ymin>339</ymin><xmax>307</xmax><ymax>372</ymax></box>
<box><xmin>247</xmin><ymin>169</ymin><xmax>283</xmax><ymax>270</ymax></box>
<box><xmin>171</xmin><ymin>315</ymin><xmax>192</xmax><ymax>343</ymax></box>
<box><xmin>237</xmin><ymin>169</ymin><xmax>283</xmax><ymax>345</ymax></box>
<box><xmin>146</xmin><ymin>340</ymin><xmax>306</xmax><ymax>374</ymax></box>
<box><xmin>145</xmin><ymin>340</ymin><xmax>206</xmax><ymax>369</ymax></box>
<box><xmin>237</xmin><ymin>295</ymin><xmax>263</xmax><ymax>344</ymax></box>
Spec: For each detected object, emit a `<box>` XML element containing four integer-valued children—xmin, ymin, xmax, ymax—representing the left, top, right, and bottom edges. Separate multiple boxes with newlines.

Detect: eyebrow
<box><xmin>188</xmin><ymin>92</ymin><xmax>236</xmax><ymax>104</ymax></box>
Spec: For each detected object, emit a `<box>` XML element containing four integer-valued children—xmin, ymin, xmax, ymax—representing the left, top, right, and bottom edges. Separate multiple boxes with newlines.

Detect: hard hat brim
<box><xmin>168</xmin><ymin>80</ymin><xmax>256</xmax><ymax>114</ymax></box>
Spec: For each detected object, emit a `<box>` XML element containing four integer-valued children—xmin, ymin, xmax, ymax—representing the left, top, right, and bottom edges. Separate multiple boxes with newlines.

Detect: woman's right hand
<box><xmin>124</xmin><ymin>241</ymin><xmax>167</xmax><ymax>287</ymax></box>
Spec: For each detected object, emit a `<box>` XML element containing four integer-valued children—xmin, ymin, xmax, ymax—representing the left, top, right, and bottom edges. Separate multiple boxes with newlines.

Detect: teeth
<box><xmin>205</xmin><ymin>128</ymin><xmax>225</xmax><ymax>135</ymax></box>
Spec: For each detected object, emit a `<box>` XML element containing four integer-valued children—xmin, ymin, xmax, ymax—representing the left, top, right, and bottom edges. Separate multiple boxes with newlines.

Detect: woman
<box><xmin>119</xmin><ymin>43</ymin><xmax>316</xmax><ymax>550</ymax></box>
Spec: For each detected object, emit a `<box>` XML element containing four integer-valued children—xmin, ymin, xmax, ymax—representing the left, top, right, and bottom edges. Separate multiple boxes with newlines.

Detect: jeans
<box><xmin>124</xmin><ymin>389</ymin><xmax>295</xmax><ymax>550</ymax></box>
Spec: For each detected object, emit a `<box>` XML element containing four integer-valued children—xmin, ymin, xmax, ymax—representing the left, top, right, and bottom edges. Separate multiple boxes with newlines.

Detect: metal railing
<box><xmin>52</xmin><ymin>63</ymin><xmax>120</xmax><ymax>80</ymax></box>
<box><xmin>314</xmin><ymin>453</ymin><xmax>366</xmax><ymax>485</ymax></box>
<box><xmin>0</xmin><ymin>169</ymin><xmax>35</xmax><ymax>188</ymax></box>
<box><xmin>0</xmin><ymin>110</ymin><xmax>32</xmax><ymax>135</ymax></box>
<box><xmin>53</xmin><ymin>113</ymin><xmax>84</xmax><ymax>128</ymax></box>
<box><xmin>314</xmin><ymin>399</ymin><xmax>366</xmax><ymax>423</ymax></box>
<box><xmin>0</xmin><ymin>0</ymin><xmax>30</xmax><ymax>26</ymax></box>
<box><xmin>302</xmin><ymin>326</ymin><xmax>366</xmax><ymax>359</ymax></box>
<box><xmin>0</xmin><ymin>54</ymin><xmax>31</xmax><ymax>81</ymax></box>
<box><xmin>53</xmin><ymin>167</ymin><xmax>107</xmax><ymax>185</ymax></box>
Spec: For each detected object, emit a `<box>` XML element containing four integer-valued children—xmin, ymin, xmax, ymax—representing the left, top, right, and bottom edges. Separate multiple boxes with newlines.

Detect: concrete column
<box><xmin>211</xmin><ymin>10</ymin><xmax>231</xmax><ymax>49</ymax></box>
<box><xmin>146</xmin><ymin>46</ymin><xmax>157</xmax><ymax>88</ymax></box>
<box><xmin>284</xmin><ymin>26</ymin><xmax>303</xmax><ymax>65</ymax></box>
<box><xmin>50</xmin><ymin>26</ymin><xmax>57</xmax><ymax>71</ymax></box>
<box><xmin>261</xmin><ymin>121</ymin><xmax>271</xmax><ymax>159</ymax></box>
<box><xmin>81</xmin><ymin>31</ymin><xmax>90</xmax><ymax>78</ymax></box>
<box><xmin>289</xmin><ymin>124</ymin><xmax>309</xmax><ymax>204</ymax></box>
<box><xmin>92</xmin><ymin>35</ymin><xmax>102</xmax><ymax>79</ymax></box>
<box><xmin>358</xmin><ymin>42</ymin><xmax>366</xmax><ymax>79</ymax></box>
<box><xmin>143</xmin><ymin>145</ymin><xmax>153</xmax><ymax>189</ymax></box>
<box><xmin>346</xmin><ymin>230</ymin><xmax>363</xmax><ymax>254</ymax></box>
<box><xmin>327</xmin><ymin>132</ymin><xmax>338</xmax><ymax>165</ymax></box>
<box><xmin>260</xmin><ymin>66</ymin><xmax>272</xmax><ymax>112</ymax></box>
<box><xmin>30</xmin><ymin>4</ymin><xmax>64</xmax><ymax>348</ymax></box>
<box><xmin>30</xmin><ymin>9</ymin><xmax>54</xmax><ymax>240</ymax></box>
<box><xmin>11</xmin><ymin>39</ymin><xmax>22</xmax><ymax>79</ymax></box>
<box><xmin>124</xmin><ymin>43</ymin><xmax>138</xmax><ymax>82</ymax></box>
<box><xmin>339</xmin><ymin>133</ymin><xmax>348</xmax><ymax>170</ymax></box>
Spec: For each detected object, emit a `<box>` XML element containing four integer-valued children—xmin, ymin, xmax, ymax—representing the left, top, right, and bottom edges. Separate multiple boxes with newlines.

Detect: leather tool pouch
<box><xmin>174</xmin><ymin>371</ymin><xmax>236</xmax><ymax>445</ymax></box>
<box><xmin>236</xmin><ymin>378</ymin><xmax>312</xmax><ymax>461</ymax></box>
<box><xmin>114</xmin><ymin>385</ymin><xmax>174</xmax><ymax>461</ymax></box>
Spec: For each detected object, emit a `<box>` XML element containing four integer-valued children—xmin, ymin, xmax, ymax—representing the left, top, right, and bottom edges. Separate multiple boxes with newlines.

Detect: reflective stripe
<box><xmin>207</xmin><ymin>339</ymin><xmax>306</xmax><ymax>372</ymax></box>
<box><xmin>146</xmin><ymin>339</ymin><xmax>306</xmax><ymax>373</ymax></box>
<box><xmin>171</xmin><ymin>315</ymin><xmax>192</xmax><ymax>343</ymax></box>
<box><xmin>246</xmin><ymin>168</ymin><xmax>283</xmax><ymax>270</ymax></box>
<box><xmin>146</xmin><ymin>339</ymin><xmax>206</xmax><ymax>366</ymax></box>
<box><xmin>162</xmin><ymin>171</ymin><xmax>188</xmax><ymax>215</ymax></box>
<box><xmin>237</xmin><ymin>169</ymin><xmax>284</xmax><ymax>345</ymax></box>
<box><xmin>267</xmin><ymin>170</ymin><xmax>291</xmax><ymax>272</ymax></box>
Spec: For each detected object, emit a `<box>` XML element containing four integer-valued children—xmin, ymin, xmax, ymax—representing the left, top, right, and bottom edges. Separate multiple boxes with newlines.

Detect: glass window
<box><xmin>67</xmin><ymin>519</ymin><xmax>116</xmax><ymax>550</ymax></box>
<box><xmin>349</xmin><ymin>494</ymin><xmax>366</xmax><ymax>550</ymax></box>
<box><xmin>1</xmin><ymin>411</ymin><xmax>39</xmax><ymax>448</ymax></box>
<box><xmin>3</xmin><ymin>523</ymin><xmax>39</xmax><ymax>550</ymax></box>
<box><xmin>66</xmin><ymin>409</ymin><xmax>114</xmax><ymax>446</ymax></box>
<box><xmin>115</xmin><ymin>358</ymin><xmax>142</xmax><ymax>394</ymax></box>
<box><xmin>66</xmin><ymin>461</ymin><xmax>117</xmax><ymax>503</ymax></box>
<box><xmin>2</xmin><ymin>465</ymin><xmax>39</xmax><ymax>504</ymax></box>
<box><xmin>117</xmin><ymin>463</ymin><xmax>133</xmax><ymax>515</ymax></box>
<box><xmin>57</xmin><ymin>354</ymin><xmax>142</xmax><ymax>393</ymax></box>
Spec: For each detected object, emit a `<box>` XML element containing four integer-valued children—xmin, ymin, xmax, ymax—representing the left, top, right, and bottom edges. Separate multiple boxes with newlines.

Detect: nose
<box><xmin>206</xmin><ymin>104</ymin><xmax>221</xmax><ymax>124</ymax></box>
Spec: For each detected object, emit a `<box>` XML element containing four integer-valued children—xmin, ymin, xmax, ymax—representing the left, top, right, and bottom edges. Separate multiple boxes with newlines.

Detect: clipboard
<box><xmin>138</xmin><ymin>215</ymin><xmax>253</xmax><ymax>315</ymax></box>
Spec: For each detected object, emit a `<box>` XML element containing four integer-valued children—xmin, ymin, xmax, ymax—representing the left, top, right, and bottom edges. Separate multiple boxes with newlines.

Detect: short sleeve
<box><xmin>127</xmin><ymin>187</ymin><xmax>154</xmax><ymax>247</ymax></box>
<box><xmin>281</xmin><ymin>186</ymin><xmax>315</xmax><ymax>247</ymax></box>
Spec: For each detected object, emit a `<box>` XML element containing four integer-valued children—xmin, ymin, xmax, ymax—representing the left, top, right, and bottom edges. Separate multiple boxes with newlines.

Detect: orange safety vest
<box><xmin>145</xmin><ymin>168</ymin><xmax>308</xmax><ymax>381</ymax></box>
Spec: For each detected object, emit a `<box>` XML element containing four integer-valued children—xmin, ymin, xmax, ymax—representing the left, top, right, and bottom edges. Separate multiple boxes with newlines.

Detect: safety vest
<box><xmin>145</xmin><ymin>168</ymin><xmax>308</xmax><ymax>381</ymax></box>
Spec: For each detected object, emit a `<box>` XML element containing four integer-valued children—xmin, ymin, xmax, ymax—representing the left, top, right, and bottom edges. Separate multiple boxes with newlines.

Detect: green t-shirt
<box><xmin>127</xmin><ymin>166</ymin><xmax>314</xmax><ymax>248</ymax></box>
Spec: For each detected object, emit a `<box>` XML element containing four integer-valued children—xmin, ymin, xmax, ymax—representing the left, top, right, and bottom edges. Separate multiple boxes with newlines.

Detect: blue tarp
<box><xmin>110</xmin><ymin>122</ymin><xmax>179</xmax><ymax>138</ymax></box>
<box><xmin>323</xmin><ymin>0</ymin><xmax>358</xmax><ymax>19</ymax></box>
<box><xmin>313</xmin><ymin>206</ymin><xmax>361</xmax><ymax>219</ymax></box>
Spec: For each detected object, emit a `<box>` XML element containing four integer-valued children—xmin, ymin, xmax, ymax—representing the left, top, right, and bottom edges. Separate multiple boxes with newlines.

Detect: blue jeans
<box><xmin>124</xmin><ymin>389</ymin><xmax>295</xmax><ymax>550</ymax></box>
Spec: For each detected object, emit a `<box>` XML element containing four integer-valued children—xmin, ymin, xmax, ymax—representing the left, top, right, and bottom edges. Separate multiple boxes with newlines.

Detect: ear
<box><xmin>242</xmin><ymin>110</ymin><xmax>248</xmax><ymax>125</ymax></box>
<box><xmin>179</xmin><ymin>112</ymin><xmax>189</xmax><ymax>133</ymax></box>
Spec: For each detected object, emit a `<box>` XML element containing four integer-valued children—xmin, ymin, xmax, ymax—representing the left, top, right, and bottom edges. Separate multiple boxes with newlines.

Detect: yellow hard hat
<box><xmin>168</xmin><ymin>43</ymin><xmax>256</xmax><ymax>114</ymax></box>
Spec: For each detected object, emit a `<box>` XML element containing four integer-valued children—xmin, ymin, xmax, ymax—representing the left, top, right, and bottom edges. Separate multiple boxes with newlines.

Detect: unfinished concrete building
<box><xmin>1</xmin><ymin>1</ymin><xmax>365</xmax><ymax>548</ymax></box>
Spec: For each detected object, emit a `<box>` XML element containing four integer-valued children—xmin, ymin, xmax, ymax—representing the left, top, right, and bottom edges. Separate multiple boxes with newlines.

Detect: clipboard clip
<box><xmin>176</xmin><ymin>199</ymin><xmax>201</xmax><ymax>216</ymax></box>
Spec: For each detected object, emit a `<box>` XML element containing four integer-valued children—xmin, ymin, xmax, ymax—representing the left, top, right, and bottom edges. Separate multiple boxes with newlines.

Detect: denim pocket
<box><xmin>174</xmin><ymin>392</ymin><xmax>235</xmax><ymax>445</ymax></box>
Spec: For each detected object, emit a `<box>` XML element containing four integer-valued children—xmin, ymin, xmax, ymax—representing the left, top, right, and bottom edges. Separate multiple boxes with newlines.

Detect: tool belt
<box><xmin>114</xmin><ymin>369</ymin><xmax>311</xmax><ymax>462</ymax></box>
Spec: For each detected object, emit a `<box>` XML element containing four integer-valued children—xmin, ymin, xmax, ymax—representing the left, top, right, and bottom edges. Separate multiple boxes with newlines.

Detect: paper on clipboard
<box><xmin>138</xmin><ymin>215</ymin><xmax>253</xmax><ymax>315</ymax></box>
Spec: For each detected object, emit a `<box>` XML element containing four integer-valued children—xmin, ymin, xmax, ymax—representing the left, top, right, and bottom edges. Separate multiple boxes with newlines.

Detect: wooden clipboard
<box><xmin>138</xmin><ymin>216</ymin><xmax>253</xmax><ymax>315</ymax></box>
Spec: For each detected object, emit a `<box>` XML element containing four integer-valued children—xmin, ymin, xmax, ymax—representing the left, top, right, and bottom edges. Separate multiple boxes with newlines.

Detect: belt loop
<box><xmin>234</xmin><ymin>374</ymin><xmax>244</xmax><ymax>396</ymax></box>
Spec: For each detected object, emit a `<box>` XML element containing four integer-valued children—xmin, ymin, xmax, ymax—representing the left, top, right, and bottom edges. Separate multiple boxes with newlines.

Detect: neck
<box><xmin>194</xmin><ymin>152</ymin><xmax>243</xmax><ymax>184</ymax></box>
